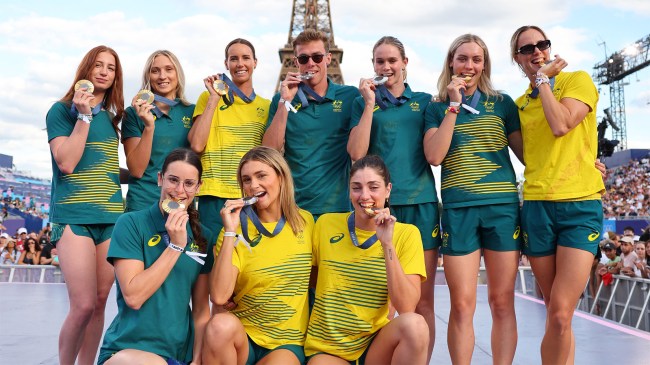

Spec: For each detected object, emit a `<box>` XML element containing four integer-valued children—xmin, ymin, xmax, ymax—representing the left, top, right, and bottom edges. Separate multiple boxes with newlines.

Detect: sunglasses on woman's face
<box><xmin>516</xmin><ymin>40</ymin><xmax>551</xmax><ymax>55</ymax></box>
<box><xmin>296</xmin><ymin>54</ymin><xmax>325</xmax><ymax>65</ymax></box>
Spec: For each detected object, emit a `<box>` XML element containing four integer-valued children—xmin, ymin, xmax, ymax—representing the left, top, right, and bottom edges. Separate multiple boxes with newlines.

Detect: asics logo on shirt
<box><xmin>330</xmin><ymin>233</ymin><xmax>345</xmax><ymax>244</ymax></box>
<box><xmin>588</xmin><ymin>232</ymin><xmax>600</xmax><ymax>241</ymax></box>
<box><xmin>148</xmin><ymin>234</ymin><xmax>161</xmax><ymax>247</ymax></box>
<box><xmin>220</xmin><ymin>104</ymin><xmax>231</xmax><ymax>111</ymax></box>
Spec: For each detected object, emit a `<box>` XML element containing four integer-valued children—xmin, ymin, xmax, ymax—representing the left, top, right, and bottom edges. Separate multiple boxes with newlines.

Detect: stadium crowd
<box><xmin>603</xmin><ymin>157</ymin><xmax>650</xmax><ymax>218</ymax></box>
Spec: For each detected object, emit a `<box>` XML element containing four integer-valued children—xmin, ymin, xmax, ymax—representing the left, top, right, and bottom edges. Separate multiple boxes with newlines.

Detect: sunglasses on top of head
<box><xmin>296</xmin><ymin>54</ymin><xmax>325</xmax><ymax>64</ymax></box>
<box><xmin>516</xmin><ymin>40</ymin><xmax>551</xmax><ymax>55</ymax></box>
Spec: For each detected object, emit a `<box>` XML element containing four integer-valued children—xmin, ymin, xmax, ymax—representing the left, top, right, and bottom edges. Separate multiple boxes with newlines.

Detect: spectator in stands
<box><xmin>40</xmin><ymin>236</ymin><xmax>59</xmax><ymax>266</ymax></box>
<box><xmin>1</xmin><ymin>238</ymin><xmax>20</xmax><ymax>265</ymax></box>
<box><xmin>627</xmin><ymin>242</ymin><xmax>649</xmax><ymax>279</ymax></box>
<box><xmin>18</xmin><ymin>237</ymin><xmax>41</xmax><ymax>265</ymax></box>
<box><xmin>0</xmin><ymin>232</ymin><xmax>8</xmax><ymax>251</ymax></box>
<box><xmin>16</xmin><ymin>227</ymin><xmax>27</xmax><ymax>252</ymax></box>
<box><xmin>597</xmin><ymin>242</ymin><xmax>620</xmax><ymax>278</ymax></box>
<box><xmin>618</xmin><ymin>236</ymin><xmax>638</xmax><ymax>276</ymax></box>
<box><xmin>623</xmin><ymin>226</ymin><xmax>635</xmax><ymax>238</ymax></box>
<box><xmin>602</xmin><ymin>158</ymin><xmax>650</xmax><ymax>218</ymax></box>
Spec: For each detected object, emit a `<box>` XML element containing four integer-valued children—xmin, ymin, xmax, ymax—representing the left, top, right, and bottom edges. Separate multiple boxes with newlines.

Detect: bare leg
<box><xmin>364</xmin><ymin>312</ymin><xmax>429</xmax><ymax>365</ymax></box>
<box><xmin>202</xmin><ymin>312</ymin><xmax>249</xmax><ymax>365</ymax></box>
<box><xmin>483</xmin><ymin>249</ymin><xmax>519</xmax><ymax>365</ymax></box>
<box><xmin>105</xmin><ymin>349</ymin><xmax>167</xmax><ymax>365</ymax></box>
<box><xmin>78</xmin><ymin>239</ymin><xmax>114</xmax><ymax>365</ymax></box>
<box><xmin>57</xmin><ymin>227</ymin><xmax>99</xmax><ymax>365</ymax></box>
<box><xmin>443</xmin><ymin>251</ymin><xmax>481</xmax><ymax>365</ymax></box>
<box><xmin>416</xmin><ymin>249</ymin><xmax>438</xmax><ymax>363</ymax></box>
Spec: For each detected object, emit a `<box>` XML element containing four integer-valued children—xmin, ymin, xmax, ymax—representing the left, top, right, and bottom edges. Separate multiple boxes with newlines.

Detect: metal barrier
<box><xmin>0</xmin><ymin>264</ymin><xmax>65</xmax><ymax>283</ymax></box>
<box><xmin>581</xmin><ymin>275</ymin><xmax>650</xmax><ymax>331</ymax></box>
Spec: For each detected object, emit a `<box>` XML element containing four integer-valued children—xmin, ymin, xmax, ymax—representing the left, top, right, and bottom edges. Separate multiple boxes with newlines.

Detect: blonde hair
<box><xmin>237</xmin><ymin>147</ymin><xmax>305</xmax><ymax>235</ymax></box>
<box><xmin>437</xmin><ymin>34</ymin><xmax>500</xmax><ymax>101</ymax></box>
<box><xmin>510</xmin><ymin>25</ymin><xmax>549</xmax><ymax>73</ymax></box>
<box><xmin>140</xmin><ymin>50</ymin><xmax>191</xmax><ymax>106</ymax></box>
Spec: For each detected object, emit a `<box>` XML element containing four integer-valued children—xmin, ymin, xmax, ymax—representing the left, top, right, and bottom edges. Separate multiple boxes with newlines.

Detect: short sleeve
<box><xmin>395</xmin><ymin>224</ymin><xmax>427</xmax><ymax>281</ymax></box>
<box><xmin>193</xmin><ymin>91</ymin><xmax>210</xmax><ymax>119</ymax></box>
<box><xmin>501</xmin><ymin>94</ymin><xmax>521</xmax><ymax>135</ymax></box>
<box><xmin>107</xmin><ymin>213</ymin><xmax>145</xmax><ymax>264</ymax></box>
<box><xmin>266</xmin><ymin>93</ymin><xmax>281</xmax><ymax>129</ymax></box>
<box><xmin>423</xmin><ymin>101</ymin><xmax>446</xmax><ymax>131</ymax></box>
<box><xmin>46</xmin><ymin>102</ymin><xmax>75</xmax><ymax>142</ymax></box>
<box><xmin>562</xmin><ymin>71</ymin><xmax>598</xmax><ymax>112</ymax></box>
<box><xmin>349</xmin><ymin>96</ymin><xmax>365</xmax><ymax>129</ymax></box>
<box><xmin>121</xmin><ymin>106</ymin><xmax>144</xmax><ymax>141</ymax></box>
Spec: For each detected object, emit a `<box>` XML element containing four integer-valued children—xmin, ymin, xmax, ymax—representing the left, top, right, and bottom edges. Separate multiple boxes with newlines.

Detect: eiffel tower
<box><xmin>275</xmin><ymin>0</ymin><xmax>344</xmax><ymax>92</ymax></box>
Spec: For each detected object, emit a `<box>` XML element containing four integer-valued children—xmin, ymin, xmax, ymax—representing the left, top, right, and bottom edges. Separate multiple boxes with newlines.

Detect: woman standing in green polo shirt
<box><xmin>347</xmin><ymin>36</ymin><xmax>440</xmax><ymax>362</ymax></box>
<box><xmin>46</xmin><ymin>45</ymin><xmax>125</xmax><ymax>365</ymax></box>
<box><xmin>123</xmin><ymin>50</ymin><xmax>195</xmax><ymax>212</ymax></box>
<box><xmin>99</xmin><ymin>148</ymin><xmax>213</xmax><ymax>365</ymax></box>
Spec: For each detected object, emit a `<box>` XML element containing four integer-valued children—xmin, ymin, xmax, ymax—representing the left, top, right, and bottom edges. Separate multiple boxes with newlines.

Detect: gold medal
<box><xmin>213</xmin><ymin>79</ymin><xmax>229</xmax><ymax>96</ymax></box>
<box><xmin>162</xmin><ymin>198</ymin><xmax>186</xmax><ymax>213</ymax></box>
<box><xmin>364</xmin><ymin>207</ymin><xmax>379</xmax><ymax>217</ymax></box>
<box><xmin>135</xmin><ymin>89</ymin><xmax>155</xmax><ymax>104</ymax></box>
<box><xmin>74</xmin><ymin>79</ymin><xmax>94</xmax><ymax>93</ymax></box>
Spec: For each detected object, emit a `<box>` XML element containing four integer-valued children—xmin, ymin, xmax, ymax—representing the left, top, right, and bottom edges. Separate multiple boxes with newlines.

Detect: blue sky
<box><xmin>0</xmin><ymin>0</ymin><xmax>648</xmax><ymax>180</ymax></box>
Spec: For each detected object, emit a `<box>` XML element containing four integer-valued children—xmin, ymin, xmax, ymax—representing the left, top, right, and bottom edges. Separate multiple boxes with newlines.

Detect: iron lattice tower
<box><xmin>593</xmin><ymin>33</ymin><xmax>650</xmax><ymax>151</ymax></box>
<box><xmin>275</xmin><ymin>0</ymin><xmax>344</xmax><ymax>92</ymax></box>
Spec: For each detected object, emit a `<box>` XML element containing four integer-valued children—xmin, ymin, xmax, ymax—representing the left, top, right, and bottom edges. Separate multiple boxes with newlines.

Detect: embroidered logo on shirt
<box><xmin>148</xmin><ymin>234</ymin><xmax>161</xmax><ymax>247</ymax></box>
<box><xmin>329</xmin><ymin>233</ymin><xmax>345</xmax><ymax>244</ymax></box>
<box><xmin>182</xmin><ymin>116</ymin><xmax>192</xmax><ymax>129</ymax></box>
<box><xmin>332</xmin><ymin>100</ymin><xmax>343</xmax><ymax>112</ymax></box>
<box><xmin>442</xmin><ymin>231</ymin><xmax>449</xmax><ymax>247</ymax></box>
<box><xmin>483</xmin><ymin>101</ymin><xmax>495</xmax><ymax>113</ymax></box>
<box><xmin>410</xmin><ymin>101</ymin><xmax>420</xmax><ymax>112</ymax></box>
<box><xmin>257</xmin><ymin>107</ymin><xmax>266</xmax><ymax>118</ymax></box>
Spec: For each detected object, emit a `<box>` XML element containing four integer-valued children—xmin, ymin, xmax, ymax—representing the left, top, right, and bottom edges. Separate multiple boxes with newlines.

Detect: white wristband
<box><xmin>449</xmin><ymin>101</ymin><xmax>461</xmax><ymax>107</ymax></box>
<box><xmin>167</xmin><ymin>242</ymin><xmax>184</xmax><ymax>252</ymax></box>
<box><xmin>279</xmin><ymin>98</ymin><xmax>297</xmax><ymax>113</ymax></box>
<box><xmin>223</xmin><ymin>232</ymin><xmax>237</xmax><ymax>237</ymax></box>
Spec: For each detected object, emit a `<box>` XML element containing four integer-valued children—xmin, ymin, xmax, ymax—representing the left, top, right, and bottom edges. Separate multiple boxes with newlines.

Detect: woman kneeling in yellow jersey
<box><xmin>202</xmin><ymin>146</ymin><xmax>314</xmax><ymax>365</ymax></box>
<box><xmin>305</xmin><ymin>155</ymin><xmax>429</xmax><ymax>365</ymax></box>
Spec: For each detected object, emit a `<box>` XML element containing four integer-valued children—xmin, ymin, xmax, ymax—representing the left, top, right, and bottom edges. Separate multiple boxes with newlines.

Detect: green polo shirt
<box><xmin>46</xmin><ymin>101</ymin><xmax>123</xmax><ymax>224</ymax></box>
<box><xmin>424</xmin><ymin>92</ymin><xmax>520</xmax><ymax>208</ymax></box>
<box><xmin>99</xmin><ymin>203</ymin><xmax>214</xmax><ymax>363</ymax></box>
<box><xmin>267</xmin><ymin>80</ymin><xmax>360</xmax><ymax>215</ymax></box>
<box><xmin>350</xmin><ymin>85</ymin><xmax>437</xmax><ymax>205</ymax></box>
<box><xmin>122</xmin><ymin>102</ymin><xmax>195</xmax><ymax>212</ymax></box>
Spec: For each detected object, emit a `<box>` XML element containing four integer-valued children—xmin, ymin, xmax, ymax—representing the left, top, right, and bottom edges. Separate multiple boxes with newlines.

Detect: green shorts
<box><xmin>440</xmin><ymin>203</ymin><xmax>521</xmax><ymax>256</ymax></box>
<box><xmin>197</xmin><ymin>196</ymin><xmax>227</xmax><ymax>238</ymax></box>
<box><xmin>247</xmin><ymin>337</ymin><xmax>305</xmax><ymax>365</ymax></box>
<box><xmin>307</xmin><ymin>333</ymin><xmax>376</xmax><ymax>365</ymax></box>
<box><xmin>50</xmin><ymin>223</ymin><xmax>114</xmax><ymax>246</ymax></box>
<box><xmin>521</xmin><ymin>200</ymin><xmax>603</xmax><ymax>257</ymax></box>
<box><xmin>392</xmin><ymin>202</ymin><xmax>441</xmax><ymax>250</ymax></box>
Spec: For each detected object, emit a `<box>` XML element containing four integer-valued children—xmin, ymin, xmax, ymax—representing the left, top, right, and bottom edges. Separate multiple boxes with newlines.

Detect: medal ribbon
<box><xmin>69</xmin><ymin>102</ymin><xmax>103</xmax><ymax>119</ymax></box>
<box><xmin>374</xmin><ymin>85</ymin><xmax>407</xmax><ymax>110</ymax></box>
<box><xmin>151</xmin><ymin>94</ymin><xmax>179</xmax><ymax>118</ymax></box>
<box><xmin>296</xmin><ymin>82</ymin><xmax>325</xmax><ymax>107</ymax></box>
<box><xmin>221</xmin><ymin>74</ymin><xmax>256</xmax><ymax>105</ymax></box>
<box><xmin>239</xmin><ymin>205</ymin><xmax>286</xmax><ymax>248</ymax></box>
<box><xmin>347</xmin><ymin>212</ymin><xmax>379</xmax><ymax>249</ymax></box>
<box><xmin>529</xmin><ymin>77</ymin><xmax>556</xmax><ymax>98</ymax></box>
<box><xmin>460</xmin><ymin>89</ymin><xmax>481</xmax><ymax>114</ymax></box>
<box><xmin>161</xmin><ymin>232</ymin><xmax>207</xmax><ymax>265</ymax></box>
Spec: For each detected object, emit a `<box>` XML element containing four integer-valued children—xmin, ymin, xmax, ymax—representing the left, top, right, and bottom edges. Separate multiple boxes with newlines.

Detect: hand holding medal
<box><xmin>163</xmin><ymin>199</ymin><xmax>189</xmax><ymax>249</ymax></box>
<box><xmin>132</xmin><ymin>90</ymin><xmax>156</xmax><ymax>126</ymax></box>
<box><xmin>72</xmin><ymin>79</ymin><xmax>96</xmax><ymax>115</ymax></box>
<box><xmin>373</xmin><ymin>208</ymin><xmax>396</xmax><ymax>246</ymax></box>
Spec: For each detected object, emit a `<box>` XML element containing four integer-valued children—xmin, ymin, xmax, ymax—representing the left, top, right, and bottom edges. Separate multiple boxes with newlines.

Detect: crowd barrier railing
<box><xmin>0</xmin><ymin>264</ymin><xmax>64</xmax><ymax>283</ymax></box>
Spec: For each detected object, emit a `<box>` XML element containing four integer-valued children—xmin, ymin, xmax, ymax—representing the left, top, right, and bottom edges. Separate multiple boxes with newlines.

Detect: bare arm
<box><xmin>262</xmin><ymin>72</ymin><xmax>301</xmax><ymax>151</ymax></box>
<box><xmin>423</xmin><ymin>77</ymin><xmax>465</xmax><ymax>166</ymax></box>
<box><xmin>188</xmin><ymin>75</ymin><xmax>221</xmax><ymax>154</ymax></box>
<box><xmin>114</xmin><ymin>209</ymin><xmax>189</xmax><ymax>310</ymax></box>
<box><xmin>124</xmin><ymin>98</ymin><xmax>156</xmax><ymax>178</ymax></box>
<box><xmin>18</xmin><ymin>251</ymin><xmax>27</xmax><ymax>265</ymax></box>
<box><xmin>347</xmin><ymin>79</ymin><xmax>375</xmax><ymax>161</ymax></box>
<box><xmin>508</xmin><ymin>130</ymin><xmax>524</xmax><ymax>164</ymax></box>
<box><xmin>374</xmin><ymin>210</ymin><xmax>421</xmax><ymax>313</ymax></box>
<box><xmin>191</xmin><ymin>273</ymin><xmax>210</xmax><ymax>364</ymax></box>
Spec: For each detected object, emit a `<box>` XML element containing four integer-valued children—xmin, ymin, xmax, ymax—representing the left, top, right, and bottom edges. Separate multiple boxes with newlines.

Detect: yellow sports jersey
<box><xmin>215</xmin><ymin>209</ymin><xmax>314</xmax><ymax>349</ymax></box>
<box><xmin>305</xmin><ymin>213</ymin><xmax>426</xmax><ymax>361</ymax></box>
<box><xmin>193</xmin><ymin>91</ymin><xmax>270</xmax><ymax>198</ymax></box>
<box><xmin>515</xmin><ymin>71</ymin><xmax>604</xmax><ymax>201</ymax></box>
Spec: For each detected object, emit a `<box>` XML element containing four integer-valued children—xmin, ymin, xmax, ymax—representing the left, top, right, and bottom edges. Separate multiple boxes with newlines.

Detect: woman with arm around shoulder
<box><xmin>123</xmin><ymin>50</ymin><xmax>195</xmax><ymax>212</ymax></box>
<box><xmin>511</xmin><ymin>25</ymin><xmax>605</xmax><ymax>365</ymax></box>
<box><xmin>99</xmin><ymin>148</ymin><xmax>213</xmax><ymax>365</ymax></box>
<box><xmin>188</xmin><ymin>38</ymin><xmax>270</xmax><ymax>238</ymax></box>
<box><xmin>202</xmin><ymin>146</ymin><xmax>314</xmax><ymax>365</ymax></box>
<box><xmin>422</xmin><ymin>34</ymin><xmax>523</xmax><ymax>365</ymax></box>
<box><xmin>347</xmin><ymin>36</ymin><xmax>440</xmax><ymax>361</ymax></box>
<box><xmin>305</xmin><ymin>155</ymin><xmax>429</xmax><ymax>365</ymax></box>
<box><xmin>46</xmin><ymin>45</ymin><xmax>124</xmax><ymax>365</ymax></box>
